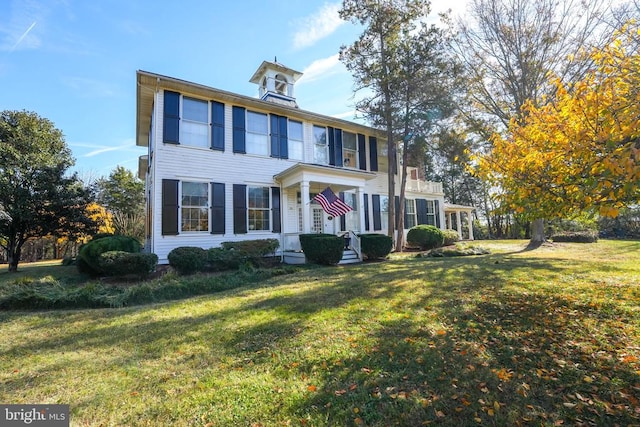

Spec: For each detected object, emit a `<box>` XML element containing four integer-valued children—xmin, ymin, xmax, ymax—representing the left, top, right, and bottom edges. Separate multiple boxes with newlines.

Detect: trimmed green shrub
<box><xmin>167</xmin><ymin>247</ymin><xmax>207</xmax><ymax>275</ymax></box>
<box><xmin>406</xmin><ymin>225</ymin><xmax>445</xmax><ymax>250</ymax></box>
<box><xmin>97</xmin><ymin>251</ymin><xmax>158</xmax><ymax>279</ymax></box>
<box><xmin>77</xmin><ymin>235</ymin><xmax>142</xmax><ymax>276</ymax></box>
<box><xmin>443</xmin><ymin>229</ymin><xmax>460</xmax><ymax>246</ymax></box>
<box><xmin>360</xmin><ymin>233</ymin><xmax>392</xmax><ymax>260</ymax></box>
<box><xmin>299</xmin><ymin>234</ymin><xmax>344</xmax><ymax>265</ymax></box>
<box><xmin>220</xmin><ymin>239</ymin><xmax>279</xmax><ymax>258</ymax></box>
<box><xmin>207</xmin><ymin>247</ymin><xmax>243</xmax><ymax>271</ymax></box>
<box><xmin>551</xmin><ymin>231</ymin><xmax>598</xmax><ymax>243</ymax></box>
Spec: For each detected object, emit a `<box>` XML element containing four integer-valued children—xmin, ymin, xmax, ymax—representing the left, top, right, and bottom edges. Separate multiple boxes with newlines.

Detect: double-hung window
<box><xmin>380</xmin><ymin>196</ymin><xmax>389</xmax><ymax>230</ymax></box>
<box><xmin>288</xmin><ymin>120</ymin><xmax>304</xmax><ymax>160</ymax></box>
<box><xmin>313</xmin><ymin>125</ymin><xmax>328</xmax><ymax>164</ymax></box>
<box><xmin>248</xmin><ymin>186</ymin><xmax>270</xmax><ymax>231</ymax></box>
<box><xmin>405</xmin><ymin>199</ymin><xmax>416</xmax><ymax>228</ymax></box>
<box><xmin>378</xmin><ymin>140</ymin><xmax>389</xmax><ymax>172</ymax></box>
<box><xmin>180</xmin><ymin>97</ymin><xmax>209</xmax><ymax>148</ymax></box>
<box><xmin>344</xmin><ymin>193</ymin><xmax>358</xmax><ymax>230</ymax></box>
<box><xmin>181</xmin><ymin>182</ymin><xmax>209</xmax><ymax>232</ymax></box>
<box><xmin>343</xmin><ymin>131</ymin><xmax>357</xmax><ymax>168</ymax></box>
<box><xmin>426</xmin><ymin>200</ymin><xmax>436</xmax><ymax>226</ymax></box>
<box><xmin>246</xmin><ymin>111</ymin><xmax>269</xmax><ymax>155</ymax></box>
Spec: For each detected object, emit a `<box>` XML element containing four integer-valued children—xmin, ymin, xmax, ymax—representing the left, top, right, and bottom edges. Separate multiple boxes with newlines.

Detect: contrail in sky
<box><xmin>11</xmin><ymin>21</ymin><xmax>37</xmax><ymax>52</ymax></box>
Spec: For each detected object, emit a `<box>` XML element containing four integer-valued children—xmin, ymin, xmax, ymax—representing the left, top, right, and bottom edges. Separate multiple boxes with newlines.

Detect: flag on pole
<box><xmin>313</xmin><ymin>187</ymin><xmax>353</xmax><ymax>218</ymax></box>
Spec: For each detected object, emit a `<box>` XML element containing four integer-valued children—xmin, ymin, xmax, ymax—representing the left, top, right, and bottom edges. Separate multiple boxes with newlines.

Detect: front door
<box><xmin>311</xmin><ymin>206</ymin><xmax>335</xmax><ymax>235</ymax></box>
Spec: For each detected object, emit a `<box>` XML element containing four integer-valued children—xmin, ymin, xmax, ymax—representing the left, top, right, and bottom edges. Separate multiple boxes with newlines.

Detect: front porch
<box><xmin>274</xmin><ymin>163</ymin><xmax>376</xmax><ymax>264</ymax></box>
<box><xmin>444</xmin><ymin>203</ymin><xmax>475</xmax><ymax>240</ymax></box>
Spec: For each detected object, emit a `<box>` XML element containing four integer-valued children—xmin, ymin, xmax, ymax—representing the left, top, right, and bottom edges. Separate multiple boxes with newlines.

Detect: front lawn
<box><xmin>0</xmin><ymin>240</ymin><xmax>638</xmax><ymax>426</ymax></box>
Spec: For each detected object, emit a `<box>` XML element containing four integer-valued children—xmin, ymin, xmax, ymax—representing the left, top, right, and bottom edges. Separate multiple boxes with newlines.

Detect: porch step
<box><xmin>339</xmin><ymin>249</ymin><xmax>360</xmax><ymax>265</ymax></box>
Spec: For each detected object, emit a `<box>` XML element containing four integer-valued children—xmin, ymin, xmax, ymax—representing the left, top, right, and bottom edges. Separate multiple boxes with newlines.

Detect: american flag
<box><xmin>313</xmin><ymin>187</ymin><xmax>353</xmax><ymax>217</ymax></box>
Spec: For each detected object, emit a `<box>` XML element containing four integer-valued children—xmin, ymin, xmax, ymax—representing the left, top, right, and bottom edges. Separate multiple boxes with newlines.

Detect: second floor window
<box><xmin>288</xmin><ymin>120</ymin><xmax>303</xmax><ymax>161</ymax></box>
<box><xmin>343</xmin><ymin>131</ymin><xmax>357</xmax><ymax>168</ymax></box>
<box><xmin>181</xmin><ymin>97</ymin><xmax>209</xmax><ymax>148</ymax></box>
<box><xmin>246</xmin><ymin>111</ymin><xmax>269</xmax><ymax>155</ymax></box>
<box><xmin>313</xmin><ymin>125</ymin><xmax>328</xmax><ymax>164</ymax></box>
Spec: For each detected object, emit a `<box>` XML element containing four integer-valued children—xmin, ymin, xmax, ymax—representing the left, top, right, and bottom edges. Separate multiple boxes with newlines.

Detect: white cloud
<box><xmin>62</xmin><ymin>77</ymin><xmax>122</xmax><ymax>98</ymax></box>
<box><xmin>292</xmin><ymin>2</ymin><xmax>345</xmax><ymax>50</ymax></box>
<box><xmin>298</xmin><ymin>54</ymin><xmax>344</xmax><ymax>84</ymax></box>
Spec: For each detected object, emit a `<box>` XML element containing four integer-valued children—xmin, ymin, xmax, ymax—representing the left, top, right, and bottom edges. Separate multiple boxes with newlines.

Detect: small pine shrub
<box><xmin>406</xmin><ymin>225</ymin><xmax>445</xmax><ymax>250</ymax></box>
<box><xmin>167</xmin><ymin>247</ymin><xmax>207</xmax><ymax>275</ymax></box>
<box><xmin>551</xmin><ymin>231</ymin><xmax>598</xmax><ymax>243</ymax></box>
<box><xmin>97</xmin><ymin>251</ymin><xmax>159</xmax><ymax>279</ymax></box>
<box><xmin>78</xmin><ymin>235</ymin><xmax>142</xmax><ymax>276</ymax></box>
<box><xmin>220</xmin><ymin>239</ymin><xmax>280</xmax><ymax>267</ymax></box>
<box><xmin>299</xmin><ymin>234</ymin><xmax>344</xmax><ymax>265</ymax></box>
<box><xmin>443</xmin><ymin>229</ymin><xmax>460</xmax><ymax>246</ymax></box>
<box><xmin>360</xmin><ymin>234</ymin><xmax>392</xmax><ymax>260</ymax></box>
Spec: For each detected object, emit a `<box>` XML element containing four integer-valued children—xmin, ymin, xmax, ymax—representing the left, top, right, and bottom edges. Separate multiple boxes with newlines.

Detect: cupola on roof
<box><xmin>249</xmin><ymin>59</ymin><xmax>303</xmax><ymax>108</ymax></box>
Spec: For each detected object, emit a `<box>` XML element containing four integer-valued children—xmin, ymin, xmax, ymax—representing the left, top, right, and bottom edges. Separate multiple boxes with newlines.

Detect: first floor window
<box><xmin>380</xmin><ymin>196</ymin><xmax>389</xmax><ymax>229</ymax></box>
<box><xmin>180</xmin><ymin>97</ymin><xmax>209</xmax><ymax>148</ymax></box>
<box><xmin>426</xmin><ymin>200</ymin><xmax>436</xmax><ymax>226</ymax></box>
<box><xmin>248</xmin><ymin>186</ymin><xmax>270</xmax><ymax>231</ymax></box>
<box><xmin>246</xmin><ymin>111</ymin><xmax>269</xmax><ymax>155</ymax></box>
<box><xmin>344</xmin><ymin>193</ymin><xmax>358</xmax><ymax>230</ymax></box>
<box><xmin>181</xmin><ymin>182</ymin><xmax>208</xmax><ymax>232</ymax></box>
<box><xmin>405</xmin><ymin>199</ymin><xmax>416</xmax><ymax>228</ymax></box>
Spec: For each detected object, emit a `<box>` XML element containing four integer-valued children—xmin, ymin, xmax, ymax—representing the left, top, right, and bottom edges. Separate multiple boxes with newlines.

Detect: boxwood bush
<box><xmin>167</xmin><ymin>247</ymin><xmax>207</xmax><ymax>275</ymax></box>
<box><xmin>97</xmin><ymin>251</ymin><xmax>159</xmax><ymax>279</ymax></box>
<box><xmin>77</xmin><ymin>235</ymin><xmax>142</xmax><ymax>276</ymax></box>
<box><xmin>299</xmin><ymin>234</ymin><xmax>344</xmax><ymax>265</ymax></box>
<box><xmin>406</xmin><ymin>225</ymin><xmax>445</xmax><ymax>250</ymax></box>
<box><xmin>359</xmin><ymin>233</ymin><xmax>393</xmax><ymax>260</ymax></box>
<box><xmin>551</xmin><ymin>231</ymin><xmax>598</xmax><ymax>243</ymax></box>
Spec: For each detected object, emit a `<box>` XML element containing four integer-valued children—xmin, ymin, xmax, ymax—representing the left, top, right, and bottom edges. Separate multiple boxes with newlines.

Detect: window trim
<box><xmin>180</xmin><ymin>181</ymin><xmax>210</xmax><ymax>233</ymax></box>
<box><xmin>247</xmin><ymin>185</ymin><xmax>271</xmax><ymax>232</ymax></box>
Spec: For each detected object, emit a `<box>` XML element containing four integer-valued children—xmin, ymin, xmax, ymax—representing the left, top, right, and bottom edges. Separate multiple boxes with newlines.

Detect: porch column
<box><xmin>467</xmin><ymin>210</ymin><xmax>474</xmax><ymax>240</ymax></box>
<box><xmin>300</xmin><ymin>181</ymin><xmax>311</xmax><ymax>233</ymax></box>
<box><xmin>356</xmin><ymin>186</ymin><xmax>365</xmax><ymax>233</ymax></box>
<box><xmin>456</xmin><ymin>211</ymin><xmax>462</xmax><ymax>240</ymax></box>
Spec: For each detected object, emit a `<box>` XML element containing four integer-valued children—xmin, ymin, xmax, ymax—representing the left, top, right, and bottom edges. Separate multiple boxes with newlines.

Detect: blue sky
<box><xmin>0</xmin><ymin>0</ymin><xmax>465</xmax><ymax>179</ymax></box>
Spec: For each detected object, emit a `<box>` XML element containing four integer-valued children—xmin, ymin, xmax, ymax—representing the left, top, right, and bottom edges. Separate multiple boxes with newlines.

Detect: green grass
<box><xmin>1</xmin><ymin>240</ymin><xmax>639</xmax><ymax>426</ymax></box>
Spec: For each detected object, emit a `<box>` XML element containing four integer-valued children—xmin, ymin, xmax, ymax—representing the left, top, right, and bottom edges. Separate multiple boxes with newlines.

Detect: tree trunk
<box><xmin>7</xmin><ymin>244</ymin><xmax>21</xmax><ymax>272</ymax></box>
<box><xmin>528</xmin><ymin>218</ymin><xmax>545</xmax><ymax>249</ymax></box>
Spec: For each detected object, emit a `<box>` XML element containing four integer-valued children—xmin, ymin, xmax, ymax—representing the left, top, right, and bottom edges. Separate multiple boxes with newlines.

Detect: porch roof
<box><xmin>444</xmin><ymin>202</ymin><xmax>475</xmax><ymax>212</ymax></box>
<box><xmin>274</xmin><ymin>163</ymin><xmax>376</xmax><ymax>190</ymax></box>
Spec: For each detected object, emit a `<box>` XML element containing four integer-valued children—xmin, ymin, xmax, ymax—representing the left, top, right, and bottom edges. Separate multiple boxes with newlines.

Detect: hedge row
<box><xmin>168</xmin><ymin>239</ymin><xmax>280</xmax><ymax>275</ymax></box>
<box><xmin>551</xmin><ymin>231</ymin><xmax>598</xmax><ymax>243</ymax></box>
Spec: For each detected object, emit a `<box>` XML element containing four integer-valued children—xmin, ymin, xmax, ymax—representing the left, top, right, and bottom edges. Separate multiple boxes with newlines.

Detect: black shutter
<box><xmin>270</xmin><ymin>114</ymin><xmax>279</xmax><ymax>158</ymax></box>
<box><xmin>233</xmin><ymin>184</ymin><xmax>247</xmax><ymax>234</ymax></box>
<box><xmin>340</xmin><ymin>192</ymin><xmax>346</xmax><ymax>231</ymax></box>
<box><xmin>232</xmin><ymin>106</ymin><xmax>246</xmax><ymax>153</ymax></box>
<box><xmin>372</xmin><ymin>194</ymin><xmax>381</xmax><ymax>231</ymax></box>
<box><xmin>416</xmin><ymin>199</ymin><xmax>428</xmax><ymax>225</ymax></box>
<box><xmin>334</xmin><ymin>128</ymin><xmax>343</xmax><ymax>167</ymax></box>
<box><xmin>369</xmin><ymin>136</ymin><xmax>378</xmax><ymax>171</ymax></box>
<box><xmin>210</xmin><ymin>183</ymin><xmax>225</xmax><ymax>234</ymax></box>
<box><xmin>161</xmin><ymin>179</ymin><xmax>179</xmax><ymax>235</ymax></box>
<box><xmin>211</xmin><ymin>101</ymin><xmax>225</xmax><ymax>151</ymax></box>
<box><xmin>435</xmin><ymin>200</ymin><xmax>441</xmax><ymax>228</ymax></box>
<box><xmin>358</xmin><ymin>133</ymin><xmax>366</xmax><ymax>170</ymax></box>
<box><xmin>279</xmin><ymin>116</ymin><xmax>288</xmax><ymax>159</ymax></box>
<box><xmin>364</xmin><ymin>193</ymin><xmax>370</xmax><ymax>231</ymax></box>
<box><xmin>395</xmin><ymin>196</ymin><xmax>400</xmax><ymax>229</ymax></box>
<box><xmin>328</xmin><ymin>126</ymin><xmax>335</xmax><ymax>166</ymax></box>
<box><xmin>271</xmin><ymin>187</ymin><xmax>281</xmax><ymax>233</ymax></box>
<box><xmin>163</xmin><ymin>91</ymin><xmax>180</xmax><ymax>144</ymax></box>
<box><xmin>269</xmin><ymin>115</ymin><xmax>288</xmax><ymax>159</ymax></box>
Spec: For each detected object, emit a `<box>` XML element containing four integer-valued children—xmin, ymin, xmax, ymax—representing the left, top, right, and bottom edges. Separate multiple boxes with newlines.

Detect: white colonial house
<box><xmin>136</xmin><ymin>61</ymin><xmax>474</xmax><ymax>264</ymax></box>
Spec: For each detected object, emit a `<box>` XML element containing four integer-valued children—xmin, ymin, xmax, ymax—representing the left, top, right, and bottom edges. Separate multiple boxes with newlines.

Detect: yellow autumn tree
<box><xmin>476</xmin><ymin>24</ymin><xmax>640</xmax><ymax>221</ymax></box>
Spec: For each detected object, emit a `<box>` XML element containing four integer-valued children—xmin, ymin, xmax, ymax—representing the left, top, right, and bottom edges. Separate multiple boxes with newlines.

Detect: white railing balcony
<box><xmin>405</xmin><ymin>179</ymin><xmax>443</xmax><ymax>194</ymax></box>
